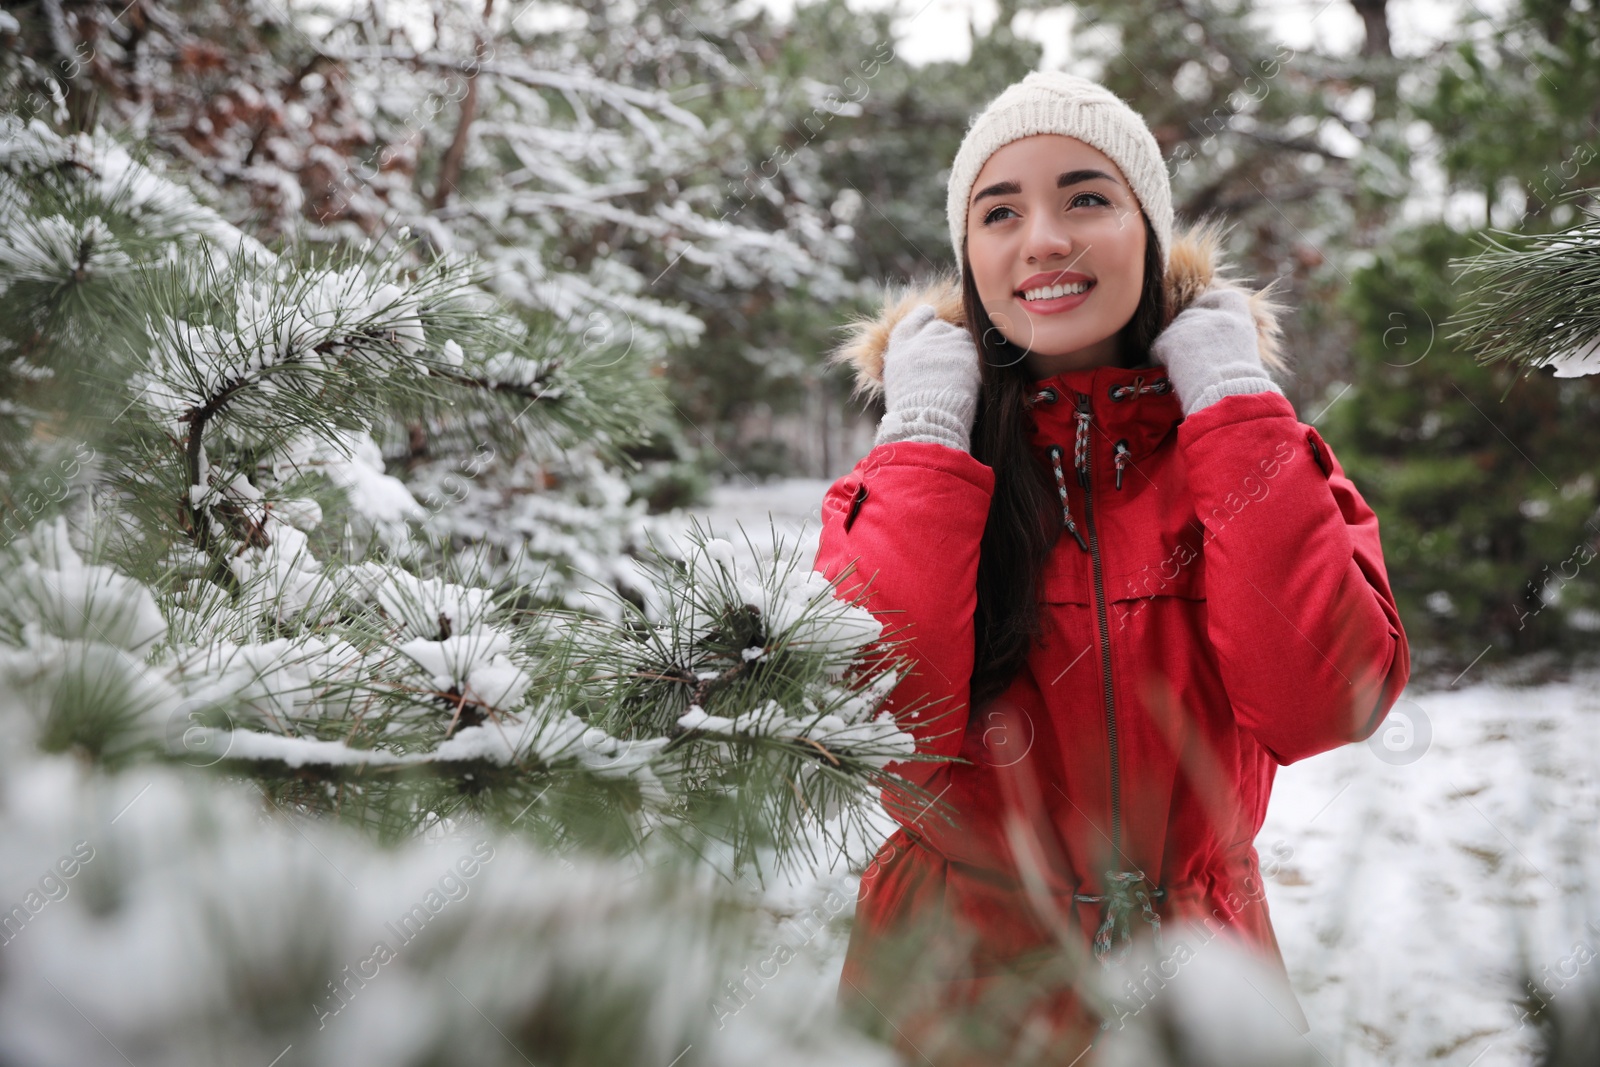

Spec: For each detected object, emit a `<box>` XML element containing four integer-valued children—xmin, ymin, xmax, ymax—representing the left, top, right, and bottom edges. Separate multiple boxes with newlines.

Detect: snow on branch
<box><xmin>327</xmin><ymin>47</ymin><xmax>710</xmax><ymax>136</ymax></box>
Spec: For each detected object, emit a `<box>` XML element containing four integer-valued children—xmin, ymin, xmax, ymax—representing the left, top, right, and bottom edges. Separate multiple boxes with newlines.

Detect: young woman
<box><xmin>813</xmin><ymin>71</ymin><xmax>1411</xmax><ymax>1062</ymax></box>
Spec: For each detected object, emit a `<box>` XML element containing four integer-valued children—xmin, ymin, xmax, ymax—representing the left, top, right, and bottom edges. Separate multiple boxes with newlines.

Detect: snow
<box><xmin>0</xmin><ymin>116</ymin><xmax>273</xmax><ymax>265</ymax></box>
<box><xmin>0</xmin><ymin>759</ymin><xmax>895</xmax><ymax>1066</ymax></box>
<box><xmin>1547</xmin><ymin>334</ymin><xmax>1600</xmax><ymax>378</ymax></box>
<box><xmin>6</xmin><ymin>519</ymin><xmax>167</xmax><ymax>652</ymax></box>
<box><xmin>1094</xmin><ymin>922</ymin><xmax>1322</xmax><ymax>1065</ymax></box>
<box><xmin>0</xmin><ymin>213</ymin><xmax>134</xmax><ymax>282</ymax></box>
<box><xmin>678</xmin><ymin>703</ymin><xmax>736</xmax><ymax>733</ymax></box>
<box><xmin>205</xmin><ymin>729</ymin><xmax>411</xmax><ymax>767</ymax></box>
<box><xmin>676</xmin><ymin>475</ymin><xmax>1600</xmax><ymax>1063</ymax></box>
<box><xmin>1254</xmin><ymin>675</ymin><xmax>1600</xmax><ymax>1065</ymax></box>
<box><xmin>395</xmin><ymin>628</ymin><xmax>534</xmax><ymax>711</ymax></box>
<box><xmin>651</xmin><ymin>530</ymin><xmax>883</xmax><ymax>687</ymax></box>
<box><xmin>227</xmin><ymin>522</ymin><xmax>339</xmax><ymax>624</ymax></box>
<box><xmin>665</xmin><ymin>475</ymin><xmax>835</xmax><ymax>556</ymax></box>
<box><xmin>278</xmin><ymin>431</ymin><xmax>427</xmax><ymax>531</ymax></box>
<box><xmin>351</xmin><ymin>563</ymin><xmax>495</xmax><ymax>639</ymax></box>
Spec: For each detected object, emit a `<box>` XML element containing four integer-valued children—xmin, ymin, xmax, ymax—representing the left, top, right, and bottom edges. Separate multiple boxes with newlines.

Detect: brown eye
<box><xmin>982</xmin><ymin>192</ymin><xmax>1110</xmax><ymax>226</ymax></box>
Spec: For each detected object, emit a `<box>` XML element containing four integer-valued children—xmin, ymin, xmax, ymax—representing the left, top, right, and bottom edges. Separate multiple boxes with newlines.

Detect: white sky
<box><xmin>741</xmin><ymin>0</ymin><xmax>1508</xmax><ymax>68</ymax></box>
<box><xmin>363</xmin><ymin>1</ymin><xmax>1515</xmax><ymax>70</ymax></box>
<box><xmin>730</xmin><ymin>2</ymin><xmax>1531</xmax><ymax>239</ymax></box>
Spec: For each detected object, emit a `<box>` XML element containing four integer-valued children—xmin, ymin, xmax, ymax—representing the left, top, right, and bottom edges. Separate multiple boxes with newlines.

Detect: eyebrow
<box><xmin>970</xmin><ymin>169</ymin><xmax>1121</xmax><ymax>207</ymax></box>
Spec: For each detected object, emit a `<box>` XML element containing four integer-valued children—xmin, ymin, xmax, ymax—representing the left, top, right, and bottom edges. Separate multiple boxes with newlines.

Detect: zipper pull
<box><xmin>1074</xmin><ymin>393</ymin><xmax>1092</xmax><ymax>489</ymax></box>
<box><xmin>1113</xmin><ymin>440</ymin><xmax>1130</xmax><ymax>491</ymax></box>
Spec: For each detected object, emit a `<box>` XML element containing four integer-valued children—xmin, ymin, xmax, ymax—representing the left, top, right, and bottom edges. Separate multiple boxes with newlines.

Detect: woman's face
<box><xmin>965</xmin><ymin>134</ymin><xmax>1147</xmax><ymax>380</ymax></box>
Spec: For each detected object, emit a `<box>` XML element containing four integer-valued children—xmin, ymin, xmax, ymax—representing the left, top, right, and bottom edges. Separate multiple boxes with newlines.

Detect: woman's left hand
<box><xmin>1152</xmin><ymin>286</ymin><xmax>1283</xmax><ymax>416</ymax></box>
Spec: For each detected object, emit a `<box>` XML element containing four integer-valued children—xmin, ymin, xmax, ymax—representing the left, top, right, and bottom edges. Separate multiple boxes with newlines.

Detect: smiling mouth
<box><xmin>1019</xmin><ymin>279</ymin><xmax>1095</xmax><ymax>302</ymax></box>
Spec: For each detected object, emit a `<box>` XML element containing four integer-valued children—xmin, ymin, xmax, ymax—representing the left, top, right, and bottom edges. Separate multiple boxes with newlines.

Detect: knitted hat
<box><xmin>946</xmin><ymin>70</ymin><xmax>1173</xmax><ymax>272</ymax></box>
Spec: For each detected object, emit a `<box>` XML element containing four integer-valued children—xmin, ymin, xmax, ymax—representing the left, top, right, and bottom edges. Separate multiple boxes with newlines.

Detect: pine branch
<box><xmin>1447</xmin><ymin>195</ymin><xmax>1600</xmax><ymax>379</ymax></box>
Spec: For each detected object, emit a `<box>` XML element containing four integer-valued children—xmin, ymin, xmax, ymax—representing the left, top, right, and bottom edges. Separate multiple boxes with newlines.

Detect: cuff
<box><xmin>1184</xmin><ymin>375</ymin><xmax>1284</xmax><ymax>416</ymax></box>
<box><xmin>875</xmin><ymin>407</ymin><xmax>971</xmax><ymax>452</ymax></box>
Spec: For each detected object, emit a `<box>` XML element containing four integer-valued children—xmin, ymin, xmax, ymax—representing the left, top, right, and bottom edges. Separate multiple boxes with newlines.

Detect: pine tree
<box><xmin>1317</xmin><ymin>0</ymin><xmax>1600</xmax><ymax>674</ymax></box>
<box><xmin>1450</xmin><ymin>196</ymin><xmax>1600</xmax><ymax>382</ymax></box>
<box><xmin>0</xmin><ymin>107</ymin><xmax>945</xmax><ymax>1062</ymax></box>
<box><xmin>1319</xmin><ymin>218</ymin><xmax>1600</xmax><ymax>672</ymax></box>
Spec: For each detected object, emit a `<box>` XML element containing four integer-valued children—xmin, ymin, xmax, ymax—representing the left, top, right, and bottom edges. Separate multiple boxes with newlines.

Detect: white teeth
<box><xmin>1022</xmin><ymin>281</ymin><xmax>1092</xmax><ymax>301</ymax></box>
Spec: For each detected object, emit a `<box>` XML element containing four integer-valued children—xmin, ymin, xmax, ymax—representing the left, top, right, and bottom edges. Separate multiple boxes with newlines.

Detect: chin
<box><xmin>1019</xmin><ymin>330</ymin><xmax>1115</xmax><ymax>360</ymax></box>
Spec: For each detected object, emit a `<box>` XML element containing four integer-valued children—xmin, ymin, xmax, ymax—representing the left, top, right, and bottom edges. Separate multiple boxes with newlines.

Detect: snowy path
<box><xmin>668</xmin><ymin>477</ymin><xmax>1600</xmax><ymax>1064</ymax></box>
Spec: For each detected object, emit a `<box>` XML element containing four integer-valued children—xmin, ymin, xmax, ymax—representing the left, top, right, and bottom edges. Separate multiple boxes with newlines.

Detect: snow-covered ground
<box><xmin>670</xmin><ymin>474</ymin><xmax>1600</xmax><ymax>1066</ymax></box>
<box><xmin>659</xmin><ymin>475</ymin><xmax>837</xmax><ymax>570</ymax></box>
<box><xmin>1262</xmin><ymin>677</ymin><xmax>1599</xmax><ymax>1066</ymax></box>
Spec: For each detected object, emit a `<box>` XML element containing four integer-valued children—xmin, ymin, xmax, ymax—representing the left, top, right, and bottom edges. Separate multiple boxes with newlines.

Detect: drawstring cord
<box><xmin>1035</xmin><ymin>381</ymin><xmax>1161</xmax><ymax>535</ymax></box>
<box><xmin>1113</xmin><ymin>440</ymin><xmax>1131</xmax><ymax>491</ymax></box>
<box><xmin>1047</xmin><ymin>445</ymin><xmax>1089</xmax><ymax>552</ymax></box>
<box><xmin>1107</xmin><ymin>374</ymin><xmax>1172</xmax><ymax>402</ymax></box>
<box><xmin>1074</xmin><ymin>869</ymin><xmax>1166</xmax><ymax>967</ymax></box>
<box><xmin>1073</xmin><ymin>404</ymin><xmax>1092</xmax><ymax>487</ymax></box>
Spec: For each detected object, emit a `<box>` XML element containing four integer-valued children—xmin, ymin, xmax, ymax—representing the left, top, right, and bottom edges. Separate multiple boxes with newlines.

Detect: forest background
<box><xmin>2</xmin><ymin>1</ymin><xmax>1599</xmax><ymax>1065</ymax></box>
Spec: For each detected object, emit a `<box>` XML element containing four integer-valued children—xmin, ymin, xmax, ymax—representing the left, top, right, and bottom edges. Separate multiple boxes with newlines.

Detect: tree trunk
<box><xmin>430</xmin><ymin>1</ymin><xmax>495</xmax><ymax>210</ymax></box>
<box><xmin>1351</xmin><ymin>0</ymin><xmax>1392</xmax><ymax>58</ymax></box>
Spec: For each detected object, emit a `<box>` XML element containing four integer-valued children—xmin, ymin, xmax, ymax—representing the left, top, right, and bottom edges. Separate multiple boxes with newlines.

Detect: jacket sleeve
<box><xmin>1176</xmin><ymin>391</ymin><xmax>1411</xmax><ymax>766</ymax></box>
<box><xmin>812</xmin><ymin>440</ymin><xmax>993</xmax><ymax>786</ymax></box>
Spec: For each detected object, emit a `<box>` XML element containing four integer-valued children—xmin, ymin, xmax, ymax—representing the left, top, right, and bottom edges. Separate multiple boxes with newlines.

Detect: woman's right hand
<box><xmin>875</xmin><ymin>304</ymin><xmax>984</xmax><ymax>453</ymax></box>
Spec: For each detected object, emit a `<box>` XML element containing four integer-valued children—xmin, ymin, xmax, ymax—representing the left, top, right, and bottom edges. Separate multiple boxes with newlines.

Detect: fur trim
<box><xmin>828</xmin><ymin>218</ymin><xmax>1289</xmax><ymax>402</ymax></box>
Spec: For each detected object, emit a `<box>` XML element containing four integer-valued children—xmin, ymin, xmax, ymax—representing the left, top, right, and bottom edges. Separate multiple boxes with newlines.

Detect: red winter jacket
<box><xmin>815</xmin><ymin>228</ymin><xmax>1410</xmax><ymax>1051</ymax></box>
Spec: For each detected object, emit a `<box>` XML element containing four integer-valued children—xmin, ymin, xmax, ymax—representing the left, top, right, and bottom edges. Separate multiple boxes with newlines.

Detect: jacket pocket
<box><xmin>1109</xmin><ymin>549</ymin><xmax>1207</xmax><ymax>604</ymax></box>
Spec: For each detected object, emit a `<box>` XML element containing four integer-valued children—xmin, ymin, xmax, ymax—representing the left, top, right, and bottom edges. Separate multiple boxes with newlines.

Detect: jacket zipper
<box><xmin>1077</xmin><ymin>392</ymin><xmax>1123</xmax><ymax>859</ymax></box>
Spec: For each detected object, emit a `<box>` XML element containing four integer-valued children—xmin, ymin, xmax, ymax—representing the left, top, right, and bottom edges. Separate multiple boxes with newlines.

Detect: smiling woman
<box><xmin>815</xmin><ymin>69</ymin><xmax>1410</xmax><ymax>1066</ymax></box>
<box><xmin>964</xmin><ymin>140</ymin><xmax>1149</xmax><ymax>377</ymax></box>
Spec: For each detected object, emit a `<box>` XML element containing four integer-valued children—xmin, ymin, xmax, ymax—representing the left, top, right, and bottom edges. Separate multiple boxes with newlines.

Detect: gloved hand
<box><xmin>875</xmin><ymin>304</ymin><xmax>984</xmax><ymax>453</ymax></box>
<box><xmin>1152</xmin><ymin>286</ymin><xmax>1282</xmax><ymax>417</ymax></box>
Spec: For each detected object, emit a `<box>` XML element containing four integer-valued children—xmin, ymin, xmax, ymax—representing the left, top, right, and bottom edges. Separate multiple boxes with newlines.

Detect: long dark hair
<box><xmin>963</xmin><ymin>212</ymin><xmax>1169</xmax><ymax>712</ymax></box>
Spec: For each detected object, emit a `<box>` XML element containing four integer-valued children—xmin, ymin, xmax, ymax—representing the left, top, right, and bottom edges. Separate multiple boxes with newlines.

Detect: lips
<box><xmin>1016</xmin><ymin>270</ymin><xmax>1096</xmax><ymax>303</ymax></box>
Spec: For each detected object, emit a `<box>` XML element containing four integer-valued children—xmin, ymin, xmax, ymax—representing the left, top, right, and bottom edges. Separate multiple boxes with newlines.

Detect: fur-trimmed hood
<box><xmin>828</xmin><ymin>220</ymin><xmax>1288</xmax><ymax>402</ymax></box>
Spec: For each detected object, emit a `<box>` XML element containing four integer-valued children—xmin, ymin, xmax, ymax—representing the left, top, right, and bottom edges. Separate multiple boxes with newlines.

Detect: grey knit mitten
<box><xmin>1152</xmin><ymin>287</ymin><xmax>1282</xmax><ymax>417</ymax></box>
<box><xmin>875</xmin><ymin>304</ymin><xmax>984</xmax><ymax>453</ymax></box>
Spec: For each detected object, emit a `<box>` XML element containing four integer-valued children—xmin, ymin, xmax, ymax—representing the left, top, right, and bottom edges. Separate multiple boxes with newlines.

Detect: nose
<box><xmin>1022</xmin><ymin>209</ymin><xmax>1078</xmax><ymax>265</ymax></box>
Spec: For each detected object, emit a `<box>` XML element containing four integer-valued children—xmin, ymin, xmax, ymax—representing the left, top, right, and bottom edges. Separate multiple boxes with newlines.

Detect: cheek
<box><xmin>1112</xmin><ymin>263</ymin><xmax>1145</xmax><ymax>314</ymax></box>
<box><xmin>1101</xmin><ymin>245</ymin><xmax>1146</xmax><ymax>315</ymax></box>
<box><xmin>969</xmin><ymin>246</ymin><xmax>1008</xmax><ymax>301</ymax></box>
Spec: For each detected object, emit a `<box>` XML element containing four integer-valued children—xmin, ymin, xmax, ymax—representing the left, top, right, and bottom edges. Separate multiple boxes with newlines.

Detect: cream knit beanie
<box><xmin>947</xmin><ymin>70</ymin><xmax>1173</xmax><ymax>272</ymax></box>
